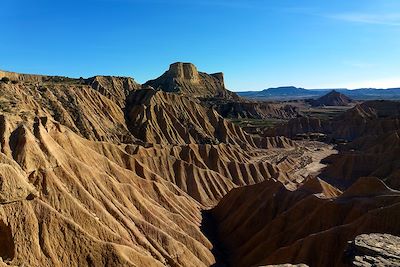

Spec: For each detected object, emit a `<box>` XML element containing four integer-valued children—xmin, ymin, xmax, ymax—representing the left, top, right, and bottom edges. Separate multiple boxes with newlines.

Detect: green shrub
<box><xmin>1</xmin><ymin>77</ymin><xmax>10</xmax><ymax>83</ymax></box>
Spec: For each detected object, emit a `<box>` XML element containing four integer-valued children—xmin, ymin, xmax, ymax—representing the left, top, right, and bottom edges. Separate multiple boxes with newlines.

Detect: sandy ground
<box><xmin>295</xmin><ymin>141</ymin><xmax>338</xmax><ymax>178</ymax></box>
<box><xmin>255</xmin><ymin>141</ymin><xmax>338</xmax><ymax>185</ymax></box>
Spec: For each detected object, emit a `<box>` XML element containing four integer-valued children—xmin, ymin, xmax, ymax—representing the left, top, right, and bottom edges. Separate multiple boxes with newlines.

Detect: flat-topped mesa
<box><xmin>211</xmin><ymin>72</ymin><xmax>224</xmax><ymax>83</ymax></box>
<box><xmin>169</xmin><ymin>62</ymin><xmax>201</xmax><ymax>83</ymax></box>
<box><xmin>0</xmin><ymin>70</ymin><xmax>49</xmax><ymax>83</ymax></box>
<box><xmin>144</xmin><ymin>62</ymin><xmax>239</xmax><ymax>99</ymax></box>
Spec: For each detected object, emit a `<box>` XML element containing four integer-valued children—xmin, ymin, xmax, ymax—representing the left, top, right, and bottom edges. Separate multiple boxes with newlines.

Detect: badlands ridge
<box><xmin>0</xmin><ymin>63</ymin><xmax>399</xmax><ymax>267</ymax></box>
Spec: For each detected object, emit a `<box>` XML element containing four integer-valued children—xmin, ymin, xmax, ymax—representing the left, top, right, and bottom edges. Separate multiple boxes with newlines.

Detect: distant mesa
<box><xmin>144</xmin><ymin>62</ymin><xmax>238</xmax><ymax>99</ymax></box>
<box><xmin>311</xmin><ymin>90</ymin><xmax>353</xmax><ymax>107</ymax></box>
<box><xmin>238</xmin><ymin>86</ymin><xmax>322</xmax><ymax>100</ymax></box>
<box><xmin>264</xmin><ymin>86</ymin><xmax>310</xmax><ymax>95</ymax></box>
<box><xmin>238</xmin><ymin>86</ymin><xmax>400</xmax><ymax>101</ymax></box>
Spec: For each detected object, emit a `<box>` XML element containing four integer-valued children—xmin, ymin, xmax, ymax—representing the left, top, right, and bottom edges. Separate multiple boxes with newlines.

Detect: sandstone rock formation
<box><xmin>0</xmin><ymin>70</ymin><xmax>306</xmax><ymax>266</ymax></box>
<box><xmin>0</xmin><ymin>68</ymin><xmax>399</xmax><ymax>267</ymax></box>
<box><xmin>0</xmin><ymin>116</ymin><xmax>217</xmax><ymax>266</ymax></box>
<box><xmin>211</xmin><ymin>177</ymin><xmax>400</xmax><ymax>267</ymax></box>
<box><xmin>125</xmin><ymin>88</ymin><xmax>294</xmax><ymax>148</ymax></box>
<box><xmin>320</xmin><ymin>130</ymin><xmax>400</xmax><ymax>190</ymax></box>
<box><xmin>85</xmin><ymin>76</ymin><xmax>141</xmax><ymax>107</ymax></box>
<box><xmin>144</xmin><ymin>62</ymin><xmax>238</xmax><ymax>99</ymax></box>
<box><xmin>0</xmin><ymin>70</ymin><xmax>49</xmax><ymax>83</ymax></box>
<box><xmin>0</xmin><ymin>78</ymin><xmax>137</xmax><ymax>144</ymax></box>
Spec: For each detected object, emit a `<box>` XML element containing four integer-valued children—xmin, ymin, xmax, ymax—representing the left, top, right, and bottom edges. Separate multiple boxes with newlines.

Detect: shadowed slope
<box><xmin>126</xmin><ymin>88</ymin><xmax>293</xmax><ymax>148</ymax></box>
<box><xmin>0</xmin><ymin>115</ymin><xmax>216</xmax><ymax>266</ymax></box>
<box><xmin>266</xmin><ymin>100</ymin><xmax>400</xmax><ymax>141</ymax></box>
<box><xmin>211</xmin><ymin>177</ymin><xmax>400</xmax><ymax>267</ymax></box>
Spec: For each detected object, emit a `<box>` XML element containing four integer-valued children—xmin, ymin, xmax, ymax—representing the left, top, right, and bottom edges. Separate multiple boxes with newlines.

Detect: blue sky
<box><xmin>1</xmin><ymin>0</ymin><xmax>400</xmax><ymax>91</ymax></box>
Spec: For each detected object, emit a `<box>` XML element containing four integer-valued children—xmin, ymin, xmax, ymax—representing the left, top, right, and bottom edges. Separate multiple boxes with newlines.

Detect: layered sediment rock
<box><xmin>125</xmin><ymin>88</ymin><xmax>294</xmax><ymax>148</ymax></box>
<box><xmin>144</xmin><ymin>62</ymin><xmax>238</xmax><ymax>99</ymax></box>
<box><xmin>85</xmin><ymin>76</ymin><xmax>140</xmax><ymax>107</ymax></box>
<box><xmin>211</xmin><ymin>177</ymin><xmax>400</xmax><ymax>267</ymax></box>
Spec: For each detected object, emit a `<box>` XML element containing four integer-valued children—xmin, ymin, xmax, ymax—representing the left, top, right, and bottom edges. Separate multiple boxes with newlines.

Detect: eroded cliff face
<box><xmin>144</xmin><ymin>62</ymin><xmax>238</xmax><ymax>99</ymax></box>
<box><xmin>125</xmin><ymin>88</ymin><xmax>294</xmax><ymax>148</ymax></box>
<box><xmin>0</xmin><ymin>70</ymin><xmax>306</xmax><ymax>267</ymax></box>
<box><xmin>0</xmin><ymin>68</ymin><xmax>399</xmax><ymax>267</ymax></box>
<box><xmin>85</xmin><ymin>76</ymin><xmax>141</xmax><ymax>107</ymax></box>
<box><xmin>211</xmin><ymin>177</ymin><xmax>400</xmax><ymax>267</ymax></box>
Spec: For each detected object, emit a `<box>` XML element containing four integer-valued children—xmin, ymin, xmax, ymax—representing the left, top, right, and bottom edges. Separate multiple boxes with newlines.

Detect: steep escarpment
<box><xmin>0</xmin><ymin>70</ymin><xmax>50</xmax><ymax>83</ymax></box>
<box><xmin>144</xmin><ymin>62</ymin><xmax>238</xmax><ymax>99</ymax></box>
<box><xmin>85</xmin><ymin>76</ymin><xmax>141</xmax><ymax>107</ymax></box>
<box><xmin>0</xmin><ymin>78</ymin><xmax>138</xmax><ymax>144</ymax></box>
<box><xmin>125</xmin><ymin>88</ymin><xmax>294</xmax><ymax>148</ymax></box>
<box><xmin>211</xmin><ymin>177</ymin><xmax>400</xmax><ymax>267</ymax></box>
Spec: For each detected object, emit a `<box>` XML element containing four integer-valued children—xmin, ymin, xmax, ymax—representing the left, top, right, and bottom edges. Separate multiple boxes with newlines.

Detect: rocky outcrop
<box><xmin>85</xmin><ymin>76</ymin><xmax>140</xmax><ymax>107</ymax></box>
<box><xmin>210</xmin><ymin>177</ymin><xmax>400</xmax><ymax>267</ymax></box>
<box><xmin>0</xmin><ymin>78</ymin><xmax>138</xmax><ymax>144</ymax></box>
<box><xmin>1</xmin><ymin>68</ymin><xmax>399</xmax><ymax>267</ymax></box>
<box><xmin>0</xmin><ymin>70</ymin><xmax>49</xmax><ymax>83</ymax></box>
<box><xmin>345</xmin><ymin>234</ymin><xmax>400</xmax><ymax>266</ymax></box>
<box><xmin>310</xmin><ymin>90</ymin><xmax>353</xmax><ymax>107</ymax></box>
<box><xmin>125</xmin><ymin>88</ymin><xmax>294</xmax><ymax>148</ymax></box>
<box><xmin>144</xmin><ymin>62</ymin><xmax>238</xmax><ymax>99</ymax></box>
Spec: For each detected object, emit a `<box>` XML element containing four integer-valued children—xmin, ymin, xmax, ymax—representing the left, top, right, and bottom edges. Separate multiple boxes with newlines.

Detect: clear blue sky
<box><xmin>1</xmin><ymin>0</ymin><xmax>400</xmax><ymax>91</ymax></box>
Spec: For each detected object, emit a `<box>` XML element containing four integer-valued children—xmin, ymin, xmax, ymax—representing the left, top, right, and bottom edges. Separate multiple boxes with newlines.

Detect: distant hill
<box><xmin>238</xmin><ymin>86</ymin><xmax>400</xmax><ymax>100</ymax></box>
<box><xmin>311</xmin><ymin>90</ymin><xmax>353</xmax><ymax>106</ymax></box>
<box><xmin>239</xmin><ymin>86</ymin><xmax>320</xmax><ymax>99</ymax></box>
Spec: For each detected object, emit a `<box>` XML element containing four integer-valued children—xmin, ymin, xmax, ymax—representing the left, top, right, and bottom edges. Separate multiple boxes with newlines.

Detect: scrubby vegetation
<box><xmin>1</xmin><ymin>77</ymin><xmax>10</xmax><ymax>83</ymax></box>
